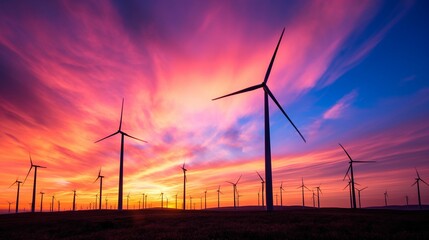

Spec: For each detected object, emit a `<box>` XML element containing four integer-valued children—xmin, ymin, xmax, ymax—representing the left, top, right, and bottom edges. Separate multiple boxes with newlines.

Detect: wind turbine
<box><xmin>256</xmin><ymin>171</ymin><xmax>265</xmax><ymax>207</ymax></box>
<box><xmin>315</xmin><ymin>185</ymin><xmax>322</xmax><ymax>208</ymax></box>
<box><xmin>50</xmin><ymin>195</ymin><xmax>55</xmax><ymax>212</ymax></box>
<box><xmin>213</xmin><ymin>28</ymin><xmax>306</xmax><ymax>211</ymax></box>
<box><xmin>9</xmin><ymin>178</ymin><xmax>22</xmax><ymax>213</ymax></box>
<box><xmin>356</xmin><ymin>187</ymin><xmax>368</xmax><ymax>208</ymax></box>
<box><xmin>204</xmin><ymin>190</ymin><xmax>207</xmax><ymax>209</ymax></box>
<box><xmin>142</xmin><ymin>193</ymin><xmax>145</xmax><ymax>210</ymax></box>
<box><xmin>39</xmin><ymin>192</ymin><xmax>45</xmax><ymax>212</ymax></box>
<box><xmin>160</xmin><ymin>192</ymin><xmax>164</xmax><ymax>208</ymax></box>
<box><xmin>226</xmin><ymin>175</ymin><xmax>242</xmax><ymax>209</ymax></box>
<box><xmin>181</xmin><ymin>162</ymin><xmax>187</xmax><ymax>210</ymax></box>
<box><xmin>7</xmin><ymin>201</ymin><xmax>13</xmax><ymax>213</ymax></box>
<box><xmin>412</xmin><ymin>168</ymin><xmax>429</xmax><ymax>209</ymax></box>
<box><xmin>95</xmin><ymin>194</ymin><xmax>98</xmax><ymax>210</ymax></box>
<box><xmin>217</xmin><ymin>185</ymin><xmax>222</xmax><ymax>208</ymax></box>
<box><xmin>72</xmin><ymin>190</ymin><xmax>77</xmax><ymax>211</ymax></box>
<box><xmin>384</xmin><ymin>190</ymin><xmax>388</xmax><ymax>207</ymax></box>
<box><xmin>23</xmin><ymin>153</ymin><xmax>46</xmax><ymax>213</ymax></box>
<box><xmin>280</xmin><ymin>182</ymin><xmax>285</xmax><ymax>207</ymax></box>
<box><xmin>258</xmin><ymin>188</ymin><xmax>260</xmax><ymax>206</ymax></box>
<box><xmin>94</xmin><ymin>168</ymin><xmax>105</xmax><ymax>210</ymax></box>
<box><xmin>175</xmin><ymin>193</ymin><xmax>178</xmax><ymax>209</ymax></box>
<box><xmin>343</xmin><ymin>175</ymin><xmax>359</xmax><ymax>208</ymax></box>
<box><xmin>95</xmin><ymin>98</ymin><xmax>147</xmax><ymax>210</ymax></box>
<box><xmin>127</xmin><ymin>192</ymin><xmax>131</xmax><ymax>210</ymax></box>
<box><xmin>339</xmin><ymin>143</ymin><xmax>375</xmax><ymax>209</ymax></box>
<box><xmin>311</xmin><ymin>191</ymin><xmax>316</xmax><ymax>208</ymax></box>
<box><xmin>297</xmin><ymin>178</ymin><xmax>310</xmax><ymax>208</ymax></box>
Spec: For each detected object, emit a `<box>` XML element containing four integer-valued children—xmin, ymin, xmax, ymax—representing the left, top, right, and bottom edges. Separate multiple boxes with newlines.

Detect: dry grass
<box><xmin>0</xmin><ymin>208</ymin><xmax>428</xmax><ymax>239</ymax></box>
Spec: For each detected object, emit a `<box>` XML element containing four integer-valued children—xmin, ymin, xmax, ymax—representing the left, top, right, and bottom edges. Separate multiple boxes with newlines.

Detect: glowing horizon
<box><xmin>1</xmin><ymin>0</ymin><xmax>429</xmax><ymax>212</ymax></box>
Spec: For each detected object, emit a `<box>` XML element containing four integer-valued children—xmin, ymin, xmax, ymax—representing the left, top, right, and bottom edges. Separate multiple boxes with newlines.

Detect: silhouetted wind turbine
<box><xmin>226</xmin><ymin>175</ymin><xmax>242</xmax><ymax>209</ymax></box>
<box><xmin>175</xmin><ymin>193</ymin><xmax>178</xmax><ymax>209</ymax></box>
<box><xmin>356</xmin><ymin>187</ymin><xmax>368</xmax><ymax>208</ymax></box>
<box><xmin>7</xmin><ymin>201</ymin><xmax>13</xmax><ymax>213</ymax></box>
<box><xmin>280</xmin><ymin>182</ymin><xmax>285</xmax><ymax>207</ymax></box>
<box><xmin>258</xmin><ymin>188</ymin><xmax>260</xmax><ymax>206</ymax></box>
<box><xmin>315</xmin><ymin>185</ymin><xmax>322</xmax><ymax>208</ymax></box>
<box><xmin>339</xmin><ymin>143</ymin><xmax>374</xmax><ymax>209</ymax></box>
<box><xmin>95</xmin><ymin>98</ymin><xmax>147</xmax><ymax>210</ymax></box>
<box><xmin>9</xmin><ymin>178</ymin><xmax>22</xmax><ymax>213</ymax></box>
<box><xmin>412</xmin><ymin>168</ymin><xmax>429</xmax><ymax>209</ymax></box>
<box><xmin>405</xmin><ymin>195</ymin><xmax>409</xmax><ymax>207</ymax></box>
<box><xmin>160</xmin><ymin>192</ymin><xmax>164</xmax><ymax>208</ymax></box>
<box><xmin>256</xmin><ymin>171</ymin><xmax>265</xmax><ymax>207</ymax></box>
<box><xmin>204</xmin><ymin>190</ymin><xmax>207</xmax><ymax>209</ymax></box>
<box><xmin>297</xmin><ymin>178</ymin><xmax>310</xmax><ymax>208</ymax></box>
<box><xmin>72</xmin><ymin>190</ymin><xmax>77</xmax><ymax>211</ymax></box>
<box><xmin>343</xmin><ymin>175</ymin><xmax>359</xmax><ymax>208</ymax></box>
<box><xmin>217</xmin><ymin>185</ymin><xmax>222</xmax><ymax>208</ymax></box>
<box><xmin>142</xmin><ymin>193</ymin><xmax>145</xmax><ymax>209</ymax></box>
<box><xmin>39</xmin><ymin>192</ymin><xmax>45</xmax><ymax>212</ymax></box>
<box><xmin>384</xmin><ymin>190</ymin><xmax>388</xmax><ymax>207</ymax></box>
<box><xmin>181</xmin><ymin>162</ymin><xmax>187</xmax><ymax>210</ymax></box>
<box><xmin>127</xmin><ymin>192</ymin><xmax>131</xmax><ymax>210</ymax></box>
<box><xmin>23</xmin><ymin>153</ymin><xmax>46</xmax><ymax>213</ymax></box>
<box><xmin>94</xmin><ymin>168</ymin><xmax>105</xmax><ymax>210</ymax></box>
<box><xmin>50</xmin><ymin>195</ymin><xmax>55</xmax><ymax>212</ymax></box>
<box><xmin>213</xmin><ymin>28</ymin><xmax>306</xmax><ymax>211</ymax></box>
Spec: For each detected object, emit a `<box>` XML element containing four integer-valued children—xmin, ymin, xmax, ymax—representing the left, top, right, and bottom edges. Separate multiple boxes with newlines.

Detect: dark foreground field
<box><xmin>1</xmin><ymin>208</ymin><xmax>428</xmax><ymax>240</ymax></box>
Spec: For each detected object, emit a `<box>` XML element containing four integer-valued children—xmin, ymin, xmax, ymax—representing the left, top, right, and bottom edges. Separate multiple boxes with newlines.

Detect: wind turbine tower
<box><xmin>181</xmin><ymin>162</ymin><xmax>187</xmax><ymax>210</ymax></box>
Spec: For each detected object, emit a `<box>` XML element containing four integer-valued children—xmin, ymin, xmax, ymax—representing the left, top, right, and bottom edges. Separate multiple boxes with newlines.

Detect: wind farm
<box><xmin>1</xmin><ymin>0</ymin><xmax>429</xmax><ymax>239</ymax></box>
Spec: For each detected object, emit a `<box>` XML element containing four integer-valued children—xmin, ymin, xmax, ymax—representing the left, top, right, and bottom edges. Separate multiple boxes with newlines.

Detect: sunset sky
<box><xmin>1</xmin><ymin>0</ymin><xmax>429</xmax><ymax>212</ymax></box>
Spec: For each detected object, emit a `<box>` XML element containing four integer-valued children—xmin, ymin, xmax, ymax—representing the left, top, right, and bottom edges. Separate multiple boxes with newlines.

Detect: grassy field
<box><xmin>0</xmin><ymin>208</ymin><xmax>428</xmax><ymax>239</ymax></box>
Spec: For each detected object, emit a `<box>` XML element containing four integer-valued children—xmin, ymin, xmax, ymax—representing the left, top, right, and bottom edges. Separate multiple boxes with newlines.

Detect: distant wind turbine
<box><xmin>127</xmin><ymin>192</ymin><xmax>131</xmax><ymax>210</ymax></box>
<box><xmin>95</xmin><ymin>98</ymin><xmax>147</xmax><ymax>211</ymax></box>
<box><xmin>258</xmin><ymin>188</ymin><xmax>260</xmax><ymax>206</ymax></box>
<box><xmin>315</xmin><ymin>185</ymin><xmax>322</xmax><ymax>208</ymax></box>
<box><xmin>256</xmin><ymin>171</ymin><xmax>265</xmax><ymax>207</ymax></box>
<box><xmin>356</xmin><ymin>187</ymin><xmax>368</xmax><ymax>208</ymax></box>
<box><xmin>226</xmin><ymin>175</ymin><xmax>242</xmax><ymax>209</ymax></box>
<box><xmin>280</xmin><ymin>182</ymin><xmax>285</xmax><ymax>207</ymax></box>
<box><xmin>412</xmin><ymin>168</ymin><xmax>429</xmax><ymax>209</ymax></box>
<box><xmin>181</xmin><ymin>162</ymin><xmax>187</xmax><ymax>210</ymax></box>
<box><xmin>23</xmin><ymin>153</ymin><xmax>46</xmax><ymax>213</ymax></box>
<box><xmin>297</xmin><ymin>178</ymin><xmax>310</xmax><ymax>208</ymax></box>
<box><xmin>50</xmin><ymin>195</ymin><xmax>55</xmax><ymax>212</ymax></box>
<box><xmin>72</xmin><ymin>190</ymin><xmax>77</xmax><ymax>211</ymax></box>
<box><xmin>39</xmin><ymin>192</ymin><xmax>44</xmax><ymax>212</ymax></box>
<box><xmin>217</xmin><ymin>185</ymin><xmax>222</xmax><ymax>208</ymax></box>
<box><xmin>204</xmin><ymin>190</ymin><xmax>207</xmax><ymax>209</ymax></box>
<box><xmin>7</xmin><ymin>201</ymin><xmax>13</xmax><ymax>213</ymax></box>
<box><xmin>160</xmin><ymin>192</ymin><xmax>164</xmax><ymax>208</ymax></box>
<box><xmin>94</xmin><ymin>168</ymin><xmax>105</xmax><ymax>210</ymax></box>
<box><xmin>339</xmin><ymin>143</ymin><xmax>375</xmax><ymax>209</ymax></box>
<box><xmin>384</xmin><ymin>190</ymin><xmax>388</xmax><ymax>207</ymax></box>
<box><xmin>9</xmin><ymin>178</ymin><xmax>22</xmax><ymax>213</ymax></box>
<box><xmin>213</xmin><ymin>28</ymin><xmax>306</xmax><ymax>211</ymax></box>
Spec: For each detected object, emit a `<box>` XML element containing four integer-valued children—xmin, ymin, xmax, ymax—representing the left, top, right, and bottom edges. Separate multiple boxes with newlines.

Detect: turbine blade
<box><xmin>29</xmin><ymin>153</ymin><xmax>33</xmax><ymax>166</ymax></box>
<box><xmin>8</xmin><ymin>181</ymin><xmax>16</xmax><ymax>189</ymax></box>
<box><xmin>343</xmin><ymin>184</ymin><xmax>349</xmax><ymax>190</ymax></box>
<box><xmin>411</xmin><ymin>181</ymin><xmax>417</xmax><ymax>187</ymax></box>
<box><xmin>123</xmin><ymin>132</ymin><xmax>148</xmax><ymax>143</ymax></box>
<box><xmin>226</xmin><ymin>181</ymin><xmax>234</xmax><ymax>185</ymax></box>
<box><xmin>339</xmin><ymin>143</ymin><xmax>353</xmax><ymax>162</ymax></box>
<box><xmin>212</xmin><ymin>84</ymin><xmax>263</xmax><ymax>101</ymax></box>
<box><xmin>95</xmin><ymin>132</ymin><xmax>118</xmax><ymax>143</ymax></box>
<box><xmin>304</xmin><ymin>186</ymin><xmax>311</xmax><ymax>191</ymax></box>
<box><xmin>421</xmin><ymin>179</ymin><xmax>429</xmax><ymax>186</ymax></box>
<box><xmin>119</xmin><ymin>98</ymin><xmax>124</xmax><ymax>131</ymax></box>
<box><xmin>354</xmin><ymin>161</ymin><xmax>376</xmax><ymax>163</ymax></box>
<box><xmin>236</xmin><ymin>175</ymin><xmax>242</xmax><ymax>184</ymax></box>
<box><xmin>361</xmin><ymin>187</ymin><xmax>368</xmax><ymax>191</ymax></box>
<box><xmin>263</xmin><ymin>28</ymin><xmax>285</xmax><ymax>84</ymax></box>
<box><xmin>343</xmin><ymin>166</ymin><xmax>351</xmax><ymax>181</ymax></box>
<box><xmin>256</xmin><ymin>171</ymin><xmax>264</xmax><ymax>181</ymax></box>
<box><xmin>416</xmin><ymin>168</ymin><xmax>420</xmax><ymax>179</ymax></box>
<box><xmin>23</xmin><ymin>166</ymin><xmax>33</xmax><ymax>185</ymax></box>
<box><xmin>265</xmin><ymin>86</ymin><xmax>306</xmax><ymax>142</ymax></box>
<box><xmin>94</xmin><ymin>176</ymin><xmax>100</xmax><ymax>183</ymax></box>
